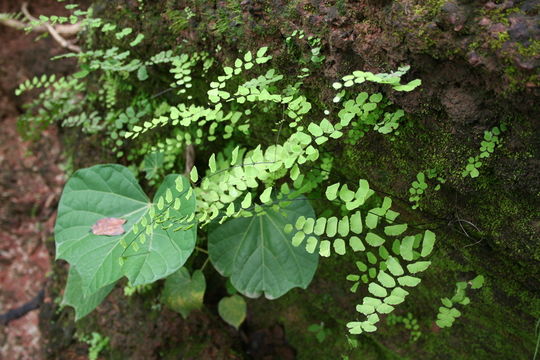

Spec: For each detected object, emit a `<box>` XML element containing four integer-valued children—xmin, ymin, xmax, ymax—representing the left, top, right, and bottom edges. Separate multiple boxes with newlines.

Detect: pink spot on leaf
<box><xmin>91</xmin><ymin>217</ymin><xmax>127</xmax><ymax>236</ymax></box>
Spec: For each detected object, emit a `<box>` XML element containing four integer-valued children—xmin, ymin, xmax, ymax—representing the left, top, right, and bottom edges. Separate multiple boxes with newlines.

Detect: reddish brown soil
<box><xmin>0</xmin><ymin>1</ymin><xmax>76</xmax><ymax>359</ymax></box>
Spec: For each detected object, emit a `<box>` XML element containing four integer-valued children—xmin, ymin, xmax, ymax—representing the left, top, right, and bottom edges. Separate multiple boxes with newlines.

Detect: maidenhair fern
<box><xmin>462</xmin><ymin>125</ymin><xmax>507</xmax><ymax>178</ymax></box>
<box><xmin>14</xmin><ymin>2</ymin><xmax>461</xmax><ymax>339</ymax></box>
<box><xmin>386</xmin><ymin>312</ymin><xmax>422</xmax><ymax>342</ymax></box>
<box><xmin>436</xmin><ymin>275</ymin><xmax>484</xmax><ymax>328</ymax></box>
<box><xmin>408</xmin><ymin>169</ymin><xmax>447</xmax><ymax>209</ymax></box>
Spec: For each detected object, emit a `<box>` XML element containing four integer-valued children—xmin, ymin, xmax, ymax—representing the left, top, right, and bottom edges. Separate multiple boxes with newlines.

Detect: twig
<box><xmin>20</xmin><ymin>3</ymin><xmax>81</xmax><ymax>53</ymax></box>
<box><xmin>448</xmin><ymin>217</ymin><xmax>483</xmax><ymax>249</ymax></box>
<box><xmin>184</xmin><ymin>144</ymin><xmax>195</xmax><ymax>176</ymax></box>
<box><xmin>0</xmin><ymin>15</ymin><xmax>80</xmax><ymax>36</ymax></box>
<box><xmin>0</xmin><ymin>288</ymin><xmax>44</xmax><ymax>326</ymax></box>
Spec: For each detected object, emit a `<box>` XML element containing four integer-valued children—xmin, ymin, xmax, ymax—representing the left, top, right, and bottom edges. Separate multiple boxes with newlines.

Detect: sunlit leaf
<box><xmin>208</xmin><ymin>197</ymin><xmax>318</xmax><ymax>299</ymax></box>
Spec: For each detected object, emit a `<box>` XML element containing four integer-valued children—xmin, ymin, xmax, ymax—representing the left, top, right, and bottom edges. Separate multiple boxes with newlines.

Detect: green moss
<box><xmin>489</xmin><ymin>31</ymin><xmax>510</xmax><ymax>50</ymax></box>
<box><xmin>516</xmin><ymin>40</ymin><xmax>540</xmax><ymax>57</ymax></box>
<box><xmin>480</xmin><ymin>6</ymin><xmax>522</xmax><ymax>27</ymax></box>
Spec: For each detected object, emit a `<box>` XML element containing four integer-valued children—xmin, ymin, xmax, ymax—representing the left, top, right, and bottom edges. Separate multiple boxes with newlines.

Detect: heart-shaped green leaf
<box><xmin>218</xmin><ymin>295</ymin><xmax>246</xmax><ymax>329</ymax></box>
<box><xmin>55</xmin><ymin>164</ymin><xmax>196</xmax><ymax>296</ymax></box>
<box><xmin>62</xmin><ymin>267</ymin><xmax>115</xmax><ymax>321</ymax></box>
<box><xmin>162</xmin><ymin>268</ymin><xmax>206</xmax><ymax>318</ymax></box>
<box><xmin>209</xmin><ymin>197</ymin><xmax>318</xmax><ymax>299</ymax></box>
<box><xmin>141</xmin><ymin>152</ymin><xmax>164</xmax><ymax>180</ymax></box>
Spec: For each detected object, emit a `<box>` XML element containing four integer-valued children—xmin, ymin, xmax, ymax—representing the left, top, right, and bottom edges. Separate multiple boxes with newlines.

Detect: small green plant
<box><xmin>387</xmin><ymin>312</ymin><xmax>422</xmax><ymax>342</ymax></box>
<box><xmin>286</xmin><ymin>31</ymin><xmax>326</xmax><ymax>65</ymax></box>
<box><xmin>76</xmin><ymin>332</ymin><xmax>109</xmax><ymax>360</ymax></box>
<box><xmin>307</xmin><ymin>36</ymin><xmax>325</xmax><ymax>64</ymax></box>
<box><xmin>123</xmin><ymin>283</ymin><xmax>153</xmax><ymax>297</ymax></box>
<box><xmin>462</xmin><ymin>125</ymin><xmax>506</xmax><ymax>178</ymax></box>
<box><xmin>436</xmin><ymin>275</ymin><xmax>484</xmax><ymax>328</ymax></box>
<box><xmin>308</xmin><ymin>322</ymin><xmax>331</xmax><ymax>343</ymax></box>
<box><xmin>409</xmin><ymin>169</ymin><xmax>445</xmax><ymax>209</ymax></box>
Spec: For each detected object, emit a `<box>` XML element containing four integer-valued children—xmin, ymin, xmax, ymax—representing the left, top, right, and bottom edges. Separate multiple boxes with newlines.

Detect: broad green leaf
<box><xmin>208</xmin><ymin>197</ymin><xmax>318</xmax><ymax>299</ymax></box>
<box><xmin>161</xmin><ymin>268</ymin><xmax>206</xmax><ymax>318</ymax></box>
<box><xmin>122</xmin><ymin>175</ymin><xmax>197</xmax><ymax>286</ymax></box>
<box><xmin>62</xmin><ymin>267</ymin><xmax>114</xmax><ymax>321</ymax></box>
<box><xmin>218</xmin><ymin>295</ymin><xmax>246</xmax><ymax>329</ymax></box>
<box><xmin>141</xmin><ymin>152</ymin><xmax>164</xmax><ymax>180</ymax></box>
<box><xmin>421</xmin><ymin>230</ymin><xmax>436</xmax><ymax>257</ymax></box>
<box><xmin>55</xmin><ymin>165</ymin><xmax>196</xmax><ymax>296</ymax></box>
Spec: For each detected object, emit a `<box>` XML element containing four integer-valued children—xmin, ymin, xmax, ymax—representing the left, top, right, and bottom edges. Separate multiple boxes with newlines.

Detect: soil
<box><xmin>0</xmin><ymin>1</ymin><xmax>74</xmax><ymax>359</ymax></box>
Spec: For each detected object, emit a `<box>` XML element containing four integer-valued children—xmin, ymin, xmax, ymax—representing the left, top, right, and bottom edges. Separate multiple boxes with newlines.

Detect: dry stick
<box><xmin>0</xmin><ymin>16</ymin><xmax>80</xmax><ymax>36</ymax></box>
<box><xmin>20</xmin><ymin>2</ymin><xmax>81</xmax><ymax>53</ymax></box>
<box><xmin>184</xmin><ymin>144</ymin><xmax>195</xmax><ymax>176</ymax></box>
